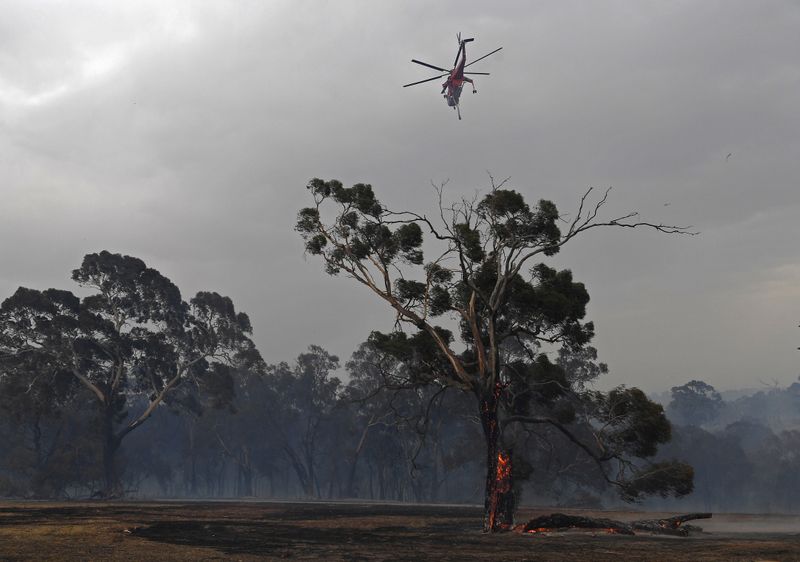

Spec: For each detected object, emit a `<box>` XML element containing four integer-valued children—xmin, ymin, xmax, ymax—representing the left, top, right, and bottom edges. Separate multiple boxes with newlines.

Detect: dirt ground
<box><xmin>1</xmin><ymin>501</ymin><xmax>799</xmax><ymax>561</ymax></box>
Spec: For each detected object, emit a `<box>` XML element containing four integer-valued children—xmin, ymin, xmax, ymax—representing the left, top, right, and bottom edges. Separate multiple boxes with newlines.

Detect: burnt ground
<box><xmin>1</xmin><ymin>501</ymin><xmax>799</xmax><ymax>561</ymax></box>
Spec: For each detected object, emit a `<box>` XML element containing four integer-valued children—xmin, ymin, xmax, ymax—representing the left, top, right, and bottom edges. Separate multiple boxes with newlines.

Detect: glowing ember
<box><xmin>495</xmin><ymin>451</ymin><xmax>511</xmax><ymax>491</ymax></box>
<box><xmin>526</xmin><ymin>526</ymin><xmax>622</xmax><ymax>535</ymax></box>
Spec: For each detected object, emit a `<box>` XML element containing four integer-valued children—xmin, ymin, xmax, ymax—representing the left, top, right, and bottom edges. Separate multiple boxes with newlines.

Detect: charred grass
<box><xmin>0</xmin><ymin>501</ymin><xmax>799</xmax><ymax>561</ymax></box>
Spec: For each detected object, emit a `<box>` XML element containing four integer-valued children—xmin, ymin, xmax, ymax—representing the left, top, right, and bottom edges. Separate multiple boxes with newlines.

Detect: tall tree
<box><xmin>0</xmin><ymin>251</ymin><xmax>262</xmax><ymax>496</ymax></box>
<box><xmin>344</xmin><ymin>341</ymin><xmax>482</xmax><ymax>502</ymax></box>
<box><xmin>0</xmin><ymin>363</ymin><xmax>89</xmax><ymax>497</ymax></box>
<box><xmin>297</xmin><ymin>178</ymin><xmax>695</xmax><ymax>531</ymax></box>
<box><xmin>668</xmin><ymin>380</ymin><xmax>723</xmax><ymax>427</ymax></box>
<box><xmin>264</xmin><ymin>346</ymin><xmax>342</xmax><ymax>497</ymax></box>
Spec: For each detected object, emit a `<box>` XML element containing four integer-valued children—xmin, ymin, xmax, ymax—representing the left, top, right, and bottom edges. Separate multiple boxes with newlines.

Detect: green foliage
<box><xmin>424</xmin><ymin>262</ymin><xmax>453</xmax><ymax>284</ymax></box>
<box><xmin>595</xmin><ymin>387</ymin><xmax>672</xmax><ymax>458</ymax></box>
<box><xmin>395</xmin><ymin>279</ymin><xmax>426</xmax><ymax>302</ymax></box>
<box><xmin>298</xmin><ymin>181</ymin><xmax>424</xmax><ymax>269</ymax></box>
<box><xmin>557</xmin><ymin>345</ymin><xmax>608</xmax><ymax>388</ymax></box>
<box><xmin>668</xmin><ymin>380</ymin><xmax>723</xmax><ymax>427</ymax></box>
<box><xmin>621</xmin><ymin>461</ymin><xmax>695</xmax><ymax>501</ymax></box>
<box><xmin>74</xmin><ymin>250</ymin><xmax>186</xmax><ymax>326</ymax></box>
<box><xmin>296</xmin><ymin>207</ymin><xmax>321</xmax><ymax>234</ymax></box>
<box><xmin>476</xmin><ymin>191</ymin><xmax>561</xmax><ymax>253</ymax></box>
<box><xmin>394</xmin><ymin>223</ymin><xmax>424</xmax><ymax>264</ymax></box>
<box><xmin>368</xmin><ymin>329</ymin><xmax>455</xmax><ymax>385</ymax></box>
<box><xmin>428</xmin><ymin>286</ymin><xmax>452</xmax><ymax>317</ymax></box>
<box><xmin>453</xmin><ymin>223</ymin><xmax>484</xmax><ymax>262</ymax></box>
<box><xmin>478</xmin><ymin>189</ymin><xmax>528</xmax><ymax>216</ymax></box>
<box><xmin>529</xmin><ymin>265</ymin><xmax>590</xmax><ymax>325</ymax></box>
<box><xmin>305</xmin><ymin>234</ymin><xmax>327</xmax><ymax>254</ymax></box>
<box><xmin>507</xmin><ymin>355</ymin><xmax>569</xmax><ymax>416</ymax></box>
<box><xmin>306</xmin><ymin>178</ymin><xmax>383</xmax><ymax>217</ymax></box>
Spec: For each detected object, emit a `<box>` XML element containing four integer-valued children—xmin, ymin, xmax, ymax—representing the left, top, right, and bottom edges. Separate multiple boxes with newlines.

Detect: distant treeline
<box><xmin>2</xmin><ymin>340</ymin><xmax>799</xmax><ymax>512</ymax></box>
<box><xmin>649</xmin><ymin>379</ymin><xmax>800</xmax><ymax>513</ymax></box>
<box><xmin>0</xmin><ymin>343</ymin><xmax>487</xmax><ymax>503</ymax></box>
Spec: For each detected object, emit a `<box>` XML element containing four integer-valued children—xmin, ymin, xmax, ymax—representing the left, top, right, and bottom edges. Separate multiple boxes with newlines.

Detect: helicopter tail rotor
<box><xmin>456</xmin><ymin>32</ymin><xmax>474</xmax><ymax>45</ymax></box>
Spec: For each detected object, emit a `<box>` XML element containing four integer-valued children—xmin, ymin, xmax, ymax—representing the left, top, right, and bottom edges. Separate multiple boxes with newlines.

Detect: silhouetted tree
<box><xmin>297</xmin><ymin>178</ymin><xmax>695</xmax><ymax>530</ymax></box>
<box><xmin>264</xmin><ymin>346</ymin><xmax>342</xmax><ymax>497</ymax></box>
<box><xmin>668</xmin><ymin>380</ymin><xmax>723</xmax><ymax>427</ymax></box>
<box><xmin>344</xmin><ymin>342</ymin><xmax>481</xmax><ymax>502</ymax></box>
<box><xmin>655</xmin><ymin>425</ymin><xmax>752</xmax><ymax>510</ymax></box>
<box><xmin>0</xmin><ymin>251</ymin><xmax>263</xmax><ymax>496</ymax></box>
<box><xmin>0</xmin><ymin>365</ymin><xmax>95</xmax><ymax>497</ymax></box>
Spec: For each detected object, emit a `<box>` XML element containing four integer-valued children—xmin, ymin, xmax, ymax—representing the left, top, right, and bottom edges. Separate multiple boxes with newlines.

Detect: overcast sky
<box><xmin>1</xmin><ymin>1</ymin><xmax>798</xmax><ymax>393</ymax></box>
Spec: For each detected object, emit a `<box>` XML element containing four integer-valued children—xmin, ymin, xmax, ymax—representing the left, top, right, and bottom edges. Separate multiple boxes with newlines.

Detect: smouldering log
<box><xmin>519</xmin><ymin>512</ymin><xmax>712</xmax><ymax>536</ymax></box>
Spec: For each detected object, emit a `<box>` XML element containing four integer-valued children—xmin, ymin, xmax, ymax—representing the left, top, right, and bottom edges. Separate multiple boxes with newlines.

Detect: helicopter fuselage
<box><xmin>403</xmin><ymin>34</ymin><xmax>501</xmax><ymax>119</ymax></box>
<box><xmin>444</xmin><ymin>82</ymin><xmax>463</xmax><ymax>107</ymax></box>
<box><xmin>442</xmin><ymin>40</ymin><xmax>469</xmax><ymax>107</ymax></box>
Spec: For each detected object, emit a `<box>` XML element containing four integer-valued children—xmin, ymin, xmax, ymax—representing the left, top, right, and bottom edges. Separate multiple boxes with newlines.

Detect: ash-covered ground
<box><xmin>1</xmin><ymin>501</ymin><xmax>799</xmax><ymax>561</ymax></box>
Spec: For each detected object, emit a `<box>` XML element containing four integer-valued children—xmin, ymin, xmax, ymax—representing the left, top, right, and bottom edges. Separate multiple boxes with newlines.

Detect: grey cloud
<box><xmin>1</xmin><ymin>0</ymin><xmax>798</xmax><ymax>393</ymax></box>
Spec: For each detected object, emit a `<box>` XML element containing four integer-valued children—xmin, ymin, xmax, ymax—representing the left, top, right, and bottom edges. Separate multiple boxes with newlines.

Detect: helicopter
<box><xmin>403</xmin><ymin>33</ymin><xmax>502</xmax><ymax>120</ymax></box>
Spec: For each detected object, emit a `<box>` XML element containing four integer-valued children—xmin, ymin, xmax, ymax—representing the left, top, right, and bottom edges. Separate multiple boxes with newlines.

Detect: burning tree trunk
<box><xmin>481</xmin><ymin>390</ymin><xmax>515</xmax><ymax>532</ymax></box>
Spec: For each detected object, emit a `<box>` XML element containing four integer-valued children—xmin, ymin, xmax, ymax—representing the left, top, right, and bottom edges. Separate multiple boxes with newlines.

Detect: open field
<box><xmin>1</xmin><ymin>501</ymin><xmax>799</xmax><ymax>561</ymax></box>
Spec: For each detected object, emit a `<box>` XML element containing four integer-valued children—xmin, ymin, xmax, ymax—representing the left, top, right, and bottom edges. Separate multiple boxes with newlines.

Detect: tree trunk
<box><xmin>430</xmin><ymin>439</ymin><xmax>440</xmax><ymax>503</ymax></box>
<box><xmin>480</xmin><ymin>389</ymin><xmax>515</xmax><ymax>532</ymax></box>
<box><xmin>378</xmin><ymin>465</ymin><xmax>386</xmax><ymax>500</ymax></box>
<box><xmin>101</xmin><ymin>405</ymin><xmax>120</xmax><ymax>498</ymax></box>
<box><xmin>268</xmin><ymin>465</ymin><xmax>275</xmax><ymax>497</ymax></box>
<box><xmin>238</xmin><ymin>446</ymin><xmax>254</xmax><ymax>496</ymax></box>
<box><xmin>346</xmin><ymin>420</ymin><xmax>372</xmax><ymax>497</ymax></box>
<box><xmin>282</xmin><ymin>444</ymin><xmax>312</xmax><ymax>497</ymax></box>
<box><xmin>368</xmin><ymin>460</ymin><xmax>374</xmax><ymax>499</ymax></box>
<box><xmin>188</xmin><ymin>421</ymin><xmax>198</xmax><ymax>496</ymax></box>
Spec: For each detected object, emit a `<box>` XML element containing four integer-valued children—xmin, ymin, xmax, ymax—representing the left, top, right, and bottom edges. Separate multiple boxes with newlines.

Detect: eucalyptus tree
<box><xmin>0</xmin><ymin>363</ymin><xmax>86</xmax><ymax>497</ymax></box>
<box><xmin>344</xmin><ymin>341</ymin><xmax>482</xmax><ymax>502</ymax></box>
<box><xmin>668</xmin><ymin>380</ymin><xmax>723</xmax><ymax>427</ymax></box>
<box><xmin>264</xmin><ymin>346</ymin><xmax>342</xmax><ymax>498</ymax></box>
<box><xmin>297</xmin><ymin>178</ymin><xmax>695</xmax><ymax>531</ymax></box>
<box><xmin>0</xmin><ymin>251</ymin><xmax>262</xmax><ymax>496</ymax></box>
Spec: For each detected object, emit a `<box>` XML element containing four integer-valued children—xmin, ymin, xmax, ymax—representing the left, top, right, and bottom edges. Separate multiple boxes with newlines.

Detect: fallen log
<box><xmin>630</xmin><ymin>512</ymin><xmax>712</xmax><ymax>537</ymax></box>
<box><xmin>522</xmin><ymin>513</ymin><xmax>635</xmax><ymax>535</ymax></box>
<box><xmin>520</xmin><ymin>512</ymin><xmax>711</xmax><ymax>536</ymax></box>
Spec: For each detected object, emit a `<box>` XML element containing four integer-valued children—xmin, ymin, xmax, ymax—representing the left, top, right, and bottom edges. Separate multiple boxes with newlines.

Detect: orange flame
<box><xmin>495</xmin><ymin>451</ymin><xmax>511</xmax><ymax>492</ymax></box>
<box><xmin>487</xmin><ymin>451</ymin><xmax>513</xmax><ymax>531</ymax></box>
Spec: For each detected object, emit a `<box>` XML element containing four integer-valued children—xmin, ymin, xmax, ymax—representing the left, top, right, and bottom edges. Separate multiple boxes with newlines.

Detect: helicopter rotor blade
<box><xmin>464</xmin><ymin>47</ymin><xmax>503</xmax><ymax>68</ymax></box>
<box><xmin>411</xmin><ymin>59</ymin><xmax>449</xmax><ymax>72</ymax></box>
<box><xmin>464</xmin><ymin>72</ymin><xmax>490</xmax><ymax>75</ymax></box>
<box><xmin>403</xmin><ymin>74</ymin><xmax>448</xmax><ymax>88</ymax></box>
<box><xmin>453</xmin><ymin>41</ymin><xmax>463</xmax><ymax>67</ymax></box>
